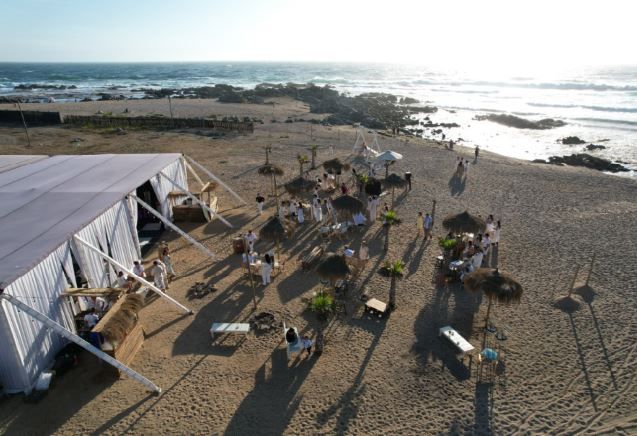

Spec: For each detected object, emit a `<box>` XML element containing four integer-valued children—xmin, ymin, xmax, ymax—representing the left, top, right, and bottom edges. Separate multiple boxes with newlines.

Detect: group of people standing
<box><xmin>117</xmin><ymin>244</ymin><xmax>176</xmax><ymax>292</ymax></box>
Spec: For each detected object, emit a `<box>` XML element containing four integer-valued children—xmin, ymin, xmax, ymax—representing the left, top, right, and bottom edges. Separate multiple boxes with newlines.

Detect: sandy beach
<box><xmin>0</xmin><ymin>98</ymin><xmax>636</xmax><ymax>435</ymax></box>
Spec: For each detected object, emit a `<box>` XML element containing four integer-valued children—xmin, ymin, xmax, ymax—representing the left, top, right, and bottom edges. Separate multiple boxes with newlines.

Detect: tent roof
<box><xmin>0</xmin><ymin>153</ymin><xmax>182</xmax><ymax>287</ymax></box>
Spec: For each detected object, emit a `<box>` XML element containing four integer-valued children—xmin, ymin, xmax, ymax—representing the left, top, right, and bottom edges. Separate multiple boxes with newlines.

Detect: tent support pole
<box><xmin>158</xmin><ymin>171</ymin><xmax>233</xmax><ymax>228</ymax></box>
<box><xmin>184</xmin><ymin>155</ymin><xmax>248</xmax><ymax>206</ymax></box>
<box><xmin>73</xmin><ymin>235</ymin><xmax>192</xmax><ymax>315</ymax></box>
<box><xmin>0</xmin><ymin>291</ymin><xmax>162</xmax><ymax>394</ymax></box>
<box><xmin>130</xmin><ymin>195</ymin><xmax>216</xmax><ymax>261</ymax></box>
<box><xmin>183</xmin><ymin>158</ymin><xmax>205</xmax><ymax>190</ymax></box>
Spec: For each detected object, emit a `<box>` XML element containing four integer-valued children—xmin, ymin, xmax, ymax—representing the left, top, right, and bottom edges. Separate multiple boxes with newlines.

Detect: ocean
<box><xmin>1</xmin><ymin>62</ymin><xmax>636</xmax><ymax>175</ymax></box>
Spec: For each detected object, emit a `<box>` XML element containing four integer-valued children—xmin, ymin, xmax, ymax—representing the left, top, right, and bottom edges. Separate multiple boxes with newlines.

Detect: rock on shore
<box><xmin>475</xmin><ymin>113</ymin><xmax>566</xmax><ymax>129</ymax></box>
<box><xmin>534</xmin><ymin>153</ymin><xmax>629</xmax><ymax>172</ymax></box>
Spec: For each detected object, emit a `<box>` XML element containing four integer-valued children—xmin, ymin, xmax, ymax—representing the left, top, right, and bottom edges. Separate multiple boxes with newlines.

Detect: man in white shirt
<box><xmin>472</xmin><ymin>249</ymin><xmax>484</xmax><ymax>270</ymax></box>
<box><xmin>132</xmin><ymin>261</ymin><xmax>145</xmax><ymax>278</ymax></box>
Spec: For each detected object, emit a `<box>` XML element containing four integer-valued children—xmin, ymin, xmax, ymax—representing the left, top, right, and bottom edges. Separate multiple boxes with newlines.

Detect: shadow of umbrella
<box><xmin>316</xmin><ymin>253</ymin><xmax>350</xmax><ymax>288</ymax></box>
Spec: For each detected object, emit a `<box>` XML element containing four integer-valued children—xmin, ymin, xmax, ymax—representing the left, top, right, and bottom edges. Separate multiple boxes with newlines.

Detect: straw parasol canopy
<box><xmin>464</xmin><ymin>268</ymin><xmax>523</xmax><ymax>304</ymax></box>
<box><xmin>383</xmin><ymin>173</ymin><xmax>407</xmax><ymax>206</ymax></box>
<box><xmin>323</xmin><ymin>158</ymin><xmax>344</xmax><ymax>173</ymax></box>
<box><xmin>365</xmin><ymin>177</ymin><xmax>382</xmax><ymax>197</ymax></box>
<box><xmin>331</xmin><ymin>195</ymin><xmax>365</xmax><ymax>215</ymax></box>
<box><xmin>442</xmin><ymin>211</ymin><xmax>486</xmax><ymax>234</ymax></box>
<box><xmin>258</xmin><ymin>163</ymin><xmax>284</xmax><ymax>177</ymax></box>
<box><xmin>316</xmin><ymin>253</ymin><xmax>350</xmax><ymax>284</ymax></box>
<box><xmin>284</xmin><ymin>177</ymin><xmax>315</xmax><ymax>196</ymax></box>
<box><xmin>465</xmin><ymin>268</ymin><xmax>523</xmax><ymax>332</ymax></box>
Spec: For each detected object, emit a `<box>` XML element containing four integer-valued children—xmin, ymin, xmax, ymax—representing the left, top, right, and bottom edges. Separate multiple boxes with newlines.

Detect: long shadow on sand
<box><xmin>223</xmin><ymin>347</ymin><xmax>318</xmax><ymax>435</ymax></box>
<box><xmin>448</xmin><ymin>173</ymin><xmax>466</xmax><ymax>197</ymax></box>
<box><xmin>412</xmin><ymin>280</ymin><xmax>480</xmax><ymax>381</ymax></box>
<box><xmin>172</xmin><ymin>276</ymin><xmax>261</xmax><ymax>356</ymax></box>
<box><xmin>315</xmin><ymin>315</ymin><xmax>388</xmax><ymax>435</ymax></box>
<box><xmin>0</xmin><ymin>354</ymin><xmax>117</xmax><ymax>436</ymax></box>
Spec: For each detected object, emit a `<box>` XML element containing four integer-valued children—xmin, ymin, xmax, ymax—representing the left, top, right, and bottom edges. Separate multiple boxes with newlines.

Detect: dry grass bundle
<box><xmin>101</xmin><ymin>294</ymin><xmax>144</xmax><ymax>343</ymax></box>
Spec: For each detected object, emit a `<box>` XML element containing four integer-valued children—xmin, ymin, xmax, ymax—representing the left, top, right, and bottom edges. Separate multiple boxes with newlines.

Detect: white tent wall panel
<box><xmin>0</xmin><ymin>243</ymin><xmax>76</xmax><ymax>393</ymax></box>
<box><xmin>72</xmin><ymin>199</ymin><xmax>140</xmax><ymax>288</ymax></box>
<box><xmin>149</xmin><ymin>158</ymin><xmax>188</xmax><ymax>220</ymax></box>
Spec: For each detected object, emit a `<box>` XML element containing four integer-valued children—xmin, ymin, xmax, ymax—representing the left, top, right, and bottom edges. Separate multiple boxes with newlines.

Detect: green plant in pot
<box><xmin>309</xmin><ymin>291</ymin><xmax>336</xmax><ymax>321</ymax></box>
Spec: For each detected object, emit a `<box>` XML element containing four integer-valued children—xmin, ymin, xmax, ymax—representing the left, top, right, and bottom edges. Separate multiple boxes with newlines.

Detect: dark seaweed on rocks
<box><xmin>475</xmin><ymin>113</ymin><xmax>566</xmax><ymax>129</ymax></box>
<box><xmin>534</xmin><ymin>154</ymin><xmax>629</xmax><ymax>172</ymax></box>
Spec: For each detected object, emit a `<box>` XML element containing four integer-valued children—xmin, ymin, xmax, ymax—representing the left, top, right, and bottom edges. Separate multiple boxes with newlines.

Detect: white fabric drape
<box><xmin>0</xmin><ymin>242</ymin><xmax>76</xmax><ymax>392</ymax></box>
<box><xmin>149</xmin><ymin>158</ymin><xmax>188</xmax><ymax>220</ymax></box>
<box><xmin>72</xmin><ymin>200</ymin><xmax>140</xmax><ymax>288</ymax></box>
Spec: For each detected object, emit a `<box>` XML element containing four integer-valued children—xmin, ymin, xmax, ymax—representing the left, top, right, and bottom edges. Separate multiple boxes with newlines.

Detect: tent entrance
<box><xmin>135</xmin><ymin>181</ymin><xmax>163</xmax><ymax>256</ymax></box>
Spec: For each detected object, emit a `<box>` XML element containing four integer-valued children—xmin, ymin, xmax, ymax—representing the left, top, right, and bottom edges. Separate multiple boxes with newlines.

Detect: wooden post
<box><xmin>168</xmin><ymin>96</ymin><xmax>174</xmax><ymax>127</ymax></box>
<box><xmin>243</xmin><ymin>238</ymin><xmax>258</xmax><ymax>311</ymax></box>
<box><xmin>568</xmin><ymin>264</ymin><xmax>581</xmax><ymax>297</ymax></box>
<box><xmin>16</xmin><ymin>101</ymin><xmax>32</xmax><ymax>147</ymax></box>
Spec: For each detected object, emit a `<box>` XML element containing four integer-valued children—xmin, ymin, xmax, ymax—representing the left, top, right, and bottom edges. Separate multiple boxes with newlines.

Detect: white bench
<box><xmin>439</xmin><ymin>326</ymin><xmax>474</xmax><ymax>356</ymax></box>
<box><xmin>210</xmin><ymin>322</ymin><xmax>250</xmax><ymax>340</ymax></box>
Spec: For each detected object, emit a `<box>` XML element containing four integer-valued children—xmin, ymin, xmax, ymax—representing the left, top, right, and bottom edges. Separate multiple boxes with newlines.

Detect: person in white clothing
<box><xmin>297</xmin><ymin>202</ymin><xmax>305</xmax><ymax>223</ymax></box>
<box><xmin>256</xmin><ymin>193</ymin><xmax>265</xmax><ymax>215</ymax></box>
<box><xmin>463</xmin><ymin>159</ymin><xmax>469</xmax><ymax>174</ymax></box>
<box><xmin>132</xmin><ymin>261</ymin><xmax>145</xmax><ymax>278</ymax></box>
<box><xmin>289</xmin><ymin>199</ymin><xmax>297</xmax><ymax>217</ymax></box>
<box><xmin>245</xmin><ymin>230</ymin><xmax>258</xmax><ymax>251</ymax></box>
<box><xmin>152</xmin><ymin>260</ymin><xmax>167</xmax><ymax>291</ymax></box>
<box><xmin>117</xmin><ymin>271</ymin><xmax>129</xmax><ymax>288</ymax></box>
<box><xmin>369</xmin><ymin>196</ymin><xmax>378</xmax><ymax>222</ymax></box>
<box><xmin>279</xmin><ymin>202</ymin><xmax>287</xmax><ymax>221</ymax></box>
<box><xmin>492</xmin><ymin>221</ymin><xmax>501</xmax><ymax>246</ymax></box>
<box><xmin>313</xmin><ymin>198</ymin><xmax>323</xmax><ymax>222</ymax></box>
<box><xmin>162</xmin><ymin>248</ymin><xmax>176</xmax><ymax>280</ymax></box>
<box><xmin>424</xmin><ymin>213</ymin><xmax>433</xmax><ymax>240</ymax></box>
<box><xmin>472</xmin><ymin>249</ymin><xmax>484</xmax><ymax>269</ymax></box>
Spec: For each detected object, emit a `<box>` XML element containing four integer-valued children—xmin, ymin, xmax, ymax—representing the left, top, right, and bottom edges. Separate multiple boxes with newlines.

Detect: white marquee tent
<box><xmin>0</xmin><ymin>153</ymin><xmax>243</xmax><ymax>393</ymax></box>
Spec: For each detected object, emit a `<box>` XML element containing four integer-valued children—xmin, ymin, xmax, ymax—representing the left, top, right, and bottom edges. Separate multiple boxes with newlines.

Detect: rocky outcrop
<box><xmin>584</xmin><ymin>143</ymin><xmax>606</xmax><ymax>151</ymax></box>
<box><xmin>560</xmin><ymin>136</ymin><xmax>586</xmax><ymax>145</ymax></box>
<box><xmin>534</xmin><ymin>154</ymin><xmax>629</xmax><ymax>172</ymax></box>
<box><xmin>476</xmin><ymin>114</ymin><xmax>566</xmax><ymax>129</ymax></box>
<box><xmin>14</xmin><ymin>84</ymin><xmax>77</xmax><ymax>90</ymax></box>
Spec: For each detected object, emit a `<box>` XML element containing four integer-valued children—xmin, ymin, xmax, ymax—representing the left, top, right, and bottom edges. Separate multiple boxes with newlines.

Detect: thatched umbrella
<box><xmin>365</xmin><ymin>177</ymin><xmax>382</xmax><ymax>197</ymax></box>
<box><xmin>316</xmin><ymin>253</ymin><xmax>350</xmax><ymax>286</ymax></box>
<box><xmin>442</xmin><ymin>211</ymin><xmax>485</xmax><ymax>235</ymax></box>
<box><xmin>284</xmin><ymin>177</ymin><xmax>315</xmax><ymax>196</ymax></box>
<box><xmin>464</xmin><ymin>268</ymin><xmax>523</xmax><ymax>330</ymax></box>
<box><xmin>323</xmin><ymin>158</ymin><xmax>350</xmax><ymax>184</ymax></box>
<box><xmin>383</xmin><ymin>173</ymin><xmax>407</xmax><ymax>207</ymax></box>
<box><xmin>323</xmin><ymin>158</ymin><xmax>344</xmax><ymax>173</ymax></box>
<box><xmin>258</xmin><ymin>164</ymin><xmax>284</xmax><ymax>210</ymax></box>
<box><xmin>259</xmin><ymin>216</ymin><xmax>291</xmax><ymax>258</ymax></box>
<box><xmin>331</xmin><ymin>194</ymin><xmax>364</xmax><ymax>225</ymax></box>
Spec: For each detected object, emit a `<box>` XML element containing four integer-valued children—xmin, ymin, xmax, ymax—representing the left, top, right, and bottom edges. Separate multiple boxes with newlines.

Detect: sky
<box><xmin>1</xmin><ymin>0</ymin><xmax>636</xmax><ymax>68</ymax></box>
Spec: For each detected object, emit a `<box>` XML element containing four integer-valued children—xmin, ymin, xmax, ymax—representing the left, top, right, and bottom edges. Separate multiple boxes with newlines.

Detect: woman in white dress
<box><xmin>297</xmin><ymin>202</ymin><xmax>305</xmax><ymax>223</ymax></box>
<box><xmin>289</xmin><ymin>199</ymin><xmax>297</xmax><ymax>217</ymax></box>
<box><xmin>369</xmin><ymin>196</ymin><xmax>378</xmax><ymax>223</ymax></box>
<box><xmin>492</xmin><ymin>220</ymin><xmax>501</xmax><ymax>246</ymax></box>
<box><xmin>162</xmin><ymin>248</ymin><xmax>175</xmax><ymax>280</ymax></box>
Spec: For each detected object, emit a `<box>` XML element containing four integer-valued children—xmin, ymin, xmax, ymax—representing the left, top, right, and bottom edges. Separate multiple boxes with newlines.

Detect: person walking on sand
<box><xmin>405</xmin><ymin>171</ymin><xmax>412</xmax><ymax>191</ymax></box>
<box><xmin>256</xmin><ymin>193</ymin><xmax>265</xmax><ymax>215</ymax></box>
<box><xmin>152</xmin><ymin>260</ymin><xmax>167</xmax><ymax>291</ymax></box>
<box><xmin>492</xmin><ymin>220</ymin><xmax>501</xmax><ymax>246</ymax></box>
<box><xmin>245</xmin><ymin>230</ymin><xmax>258</xmax><ymax>251</ymax></box>
<box><xmin>475</xmin><ymin>145</ymin><xmax>480</xmax><ymax>160</ymax></box>
<box><xmin>463</xmin><ymin>159</ymin><xmax>469</xmax><ymax>175</ymax></box>
<box><xmin>424</xmin><ymin>212</ymin><xmax>433</xmax><ymax>240</ymax></box>
<box><xmin>162</xmin><ymin>247</ymin><xmax>176</xmax><ymax>281</ymax></box>
<box><xmin>132</xmin><ymin>260</ymin><xmax>145</xmax><ymax>278</ymax></box>
<box><xmin>417</xmin><ymin>212</ymin><xmax>424</xmax><ymax>237</ymax></box>
<box><xmin>369</xmin><ymin>195</ymin><xmax>378</xmax><ymax>223</ymax></box>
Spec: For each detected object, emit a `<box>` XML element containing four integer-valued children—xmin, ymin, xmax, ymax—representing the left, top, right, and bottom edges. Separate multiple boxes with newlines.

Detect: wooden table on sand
<box><xmin>365</xmin><ymin>298</ymin><xmax>387</xmax><ymax>317</ymax></box>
